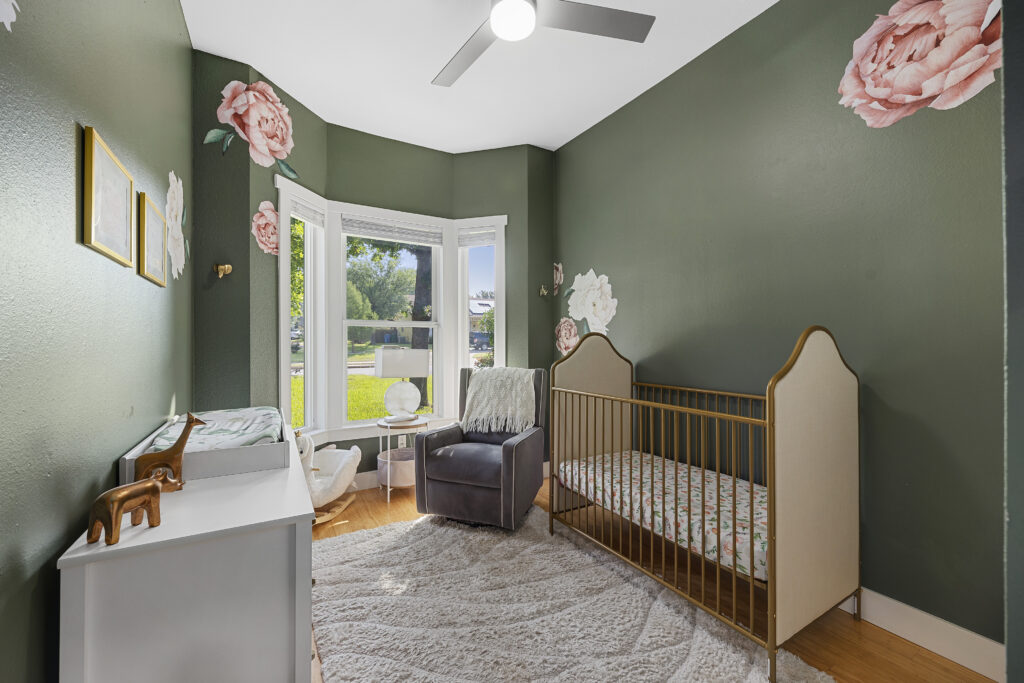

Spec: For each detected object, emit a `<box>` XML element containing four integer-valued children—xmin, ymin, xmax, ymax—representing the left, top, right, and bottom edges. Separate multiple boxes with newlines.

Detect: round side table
<box><xmin>376</xmin><ymin>416</ymin><xmax>429</xmax><ymax>503</ymax></box>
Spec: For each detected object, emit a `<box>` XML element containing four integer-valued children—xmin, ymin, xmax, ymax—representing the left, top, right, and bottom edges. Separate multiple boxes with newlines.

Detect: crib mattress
<box><xmin>556</xmin><ymin>451</ymin><xmax>769</xmax><ymax>581</ymax></box>
<box><xmin>148</xmin><ymin>406</ymin><xmax>283</xmax><ymax>453</ymax></box>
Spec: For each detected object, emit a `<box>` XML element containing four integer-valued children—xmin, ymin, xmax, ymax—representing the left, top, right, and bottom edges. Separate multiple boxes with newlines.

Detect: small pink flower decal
<box><xmin>204</xmin><ymin>80</ymin><xmax>299</xmax><ymax>179</ymax></box>
<box><xmin>839</xmin><ymin>0</ymin><xmax>1002</xmax><ymax>128</ymax></box>
<box><xmin>553</xmin><ymin>262</ymin><xmax>563</xmax><ymax>296</ymax></box>
<box><xmin>555</xmin><ymin>317</ymin><xmax>580</xmax><ymax>356</ymax></box>
<box><xmin>251</xmin><ymin>201</ymin><xmax>279</xmax><ymax>255</ymax></box>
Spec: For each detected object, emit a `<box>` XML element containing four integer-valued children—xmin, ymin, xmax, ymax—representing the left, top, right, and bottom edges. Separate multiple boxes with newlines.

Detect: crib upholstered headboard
<box><xmin>550</xmin><ymin>333</ymin><xmax>633</xmax><ymax>398</ymax></box>
<box><xmin>768</xmin><ymin>326</ymin><xmax>860</xmax><ymax>644</ymax></box>
<box><xmin>550</xmin><ymin>334</ymin><xmax>633</xmax><ymax>463</ymax></box>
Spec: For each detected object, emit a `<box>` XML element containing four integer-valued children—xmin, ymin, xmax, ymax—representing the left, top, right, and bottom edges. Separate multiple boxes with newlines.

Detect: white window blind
<box><xmin>458</xmin><ymin>227</ymin><xmax>496</xmax><ymax>247</ymax></box>
<box><xmin>342</xmin><ymin>215</ymin><xmax>443</xmax><ymax>246</ymax></box>
<box><xmin>290</xmin><ymin>198</ymin><xmax>325</xmax><ymax>227</ymax></box>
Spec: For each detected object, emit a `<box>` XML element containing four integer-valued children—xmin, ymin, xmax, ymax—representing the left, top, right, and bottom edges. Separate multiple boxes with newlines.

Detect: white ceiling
<box><xmin>180</xmin><ymin>0</ymin><xmax>777</xmax><ymax>154</ymax></box>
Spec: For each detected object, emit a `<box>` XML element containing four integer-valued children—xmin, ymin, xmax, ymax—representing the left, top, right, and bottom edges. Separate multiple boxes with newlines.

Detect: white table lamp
<box><xmin>375</xmin><ymin>347</ymin><xmax>430</xmax><ymax>423</ymax></box>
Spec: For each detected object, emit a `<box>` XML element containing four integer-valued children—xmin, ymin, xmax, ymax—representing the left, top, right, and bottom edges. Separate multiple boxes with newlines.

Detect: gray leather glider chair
<box><xmin>415</xmin><ymin>368</ymin><xmax>547</xmax><ymax>530</ymax></box>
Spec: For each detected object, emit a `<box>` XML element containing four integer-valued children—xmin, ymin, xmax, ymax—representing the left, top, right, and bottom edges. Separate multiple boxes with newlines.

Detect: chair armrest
<box><xmin>416</xmin><ymin>423</ymin><xmax>463</xmax><ymax>458</ymax></box>
<box><xmin>501</xmin><ymin>426</ymin><xmax>544</xmax><ymax>462</ymax></box>
<box><xmin>501</xmin><ymin>426</ymin><xmax>545</xmax><ymax>528</ymax></box>
<box><xmin>414</xmin><ymin>423</ymin><xmax>463</xmax><ymax>513</ymax></box>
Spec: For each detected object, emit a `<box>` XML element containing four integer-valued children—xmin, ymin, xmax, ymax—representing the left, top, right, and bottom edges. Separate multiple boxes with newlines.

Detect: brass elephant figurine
<box><xmin>87</xmin><ymin>478</ymin><xmax>162</xmax><ymax>545</ymax></box>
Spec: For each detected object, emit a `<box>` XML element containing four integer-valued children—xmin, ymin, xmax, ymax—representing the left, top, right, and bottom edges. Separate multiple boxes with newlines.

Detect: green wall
<box><xmin>453</xmin><ymin>145</ymin><xmax>556</xmax><ymax>371</ymax></box>
<box><xmin>0</xmin><ymin>1</ymin><xmax>195</xmax><ymax>679</ymax></box>
<box><xmin>326</xmin><ymin>126</ymin><xmax>454</xmax><ymax>218</ymax></box>
<box><xmin>192</xmin><ymin>53</ymin><xmax>252</xmax><ymax>410</ymax></box>
<box><xmin>1004</xmin><ymin>2</ymin><xmax>1022</xmax><ymax>676</ymax></box>
<box><xmin>554</xmin><ymin>0</ymin><xmax>1004</xmax><ymax>640</ymax></box>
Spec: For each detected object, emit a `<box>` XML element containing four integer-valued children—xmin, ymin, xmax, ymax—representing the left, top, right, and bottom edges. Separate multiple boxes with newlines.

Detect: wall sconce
<box><xmin>213</xmin><ymin>264</ymin><xmax>232</xmax><ymax>279</ymax></box>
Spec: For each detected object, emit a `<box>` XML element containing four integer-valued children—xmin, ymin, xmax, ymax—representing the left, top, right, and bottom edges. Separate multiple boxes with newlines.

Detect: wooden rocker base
<box><xmin>313</xmin><ymin>493</ymin><xmax>355</xmax><ymax>527</ymax></box>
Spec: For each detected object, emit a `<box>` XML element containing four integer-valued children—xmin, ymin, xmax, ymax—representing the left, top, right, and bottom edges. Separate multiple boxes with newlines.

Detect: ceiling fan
<box><xmin>432</xmin><ymin>0</ymin><xmax>656</xmax><ymax>87</ymax></box>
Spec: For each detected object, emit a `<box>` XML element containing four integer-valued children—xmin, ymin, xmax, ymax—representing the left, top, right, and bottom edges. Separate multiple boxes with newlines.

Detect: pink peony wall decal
<box><xmin>555</xmin><ymin>317</ymin><xmax>580</xmax><ymax>356</ymax></box>
<box><xmin>204</xmin><ymin>80</ymin><xmax>299</xmax><ymax>179</ymax></box>
<box><xmin>838</xmin><ymin>0</ymin><xmax>1002</xmax><ymax>128</ymax></box>
<box><xmin>553</xmin><ymin>262</ymin><xmax>563</xmax><ymax>296</ymax></box>
<box><xmin>251</xmin><ymin>201</ymin><xmax>280</xmax><ymax>255</ymax></box>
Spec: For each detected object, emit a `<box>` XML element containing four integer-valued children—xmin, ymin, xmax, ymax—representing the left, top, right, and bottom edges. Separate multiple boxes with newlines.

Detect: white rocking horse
<box><xmin>297</xmin><ymin>432</ymin><xmax>361</xmax><ymax>526</ymax></box>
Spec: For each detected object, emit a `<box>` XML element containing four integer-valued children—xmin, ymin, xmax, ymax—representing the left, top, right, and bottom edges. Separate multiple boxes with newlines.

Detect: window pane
<box><xmin>290</xmin><ymin>217</ymin><xmax>305</xmax><ymax>428</ymax></box>
<box><xmin>345</xmin><ymin>236</ymin><xmax>433</xmax><ymax>322</ymax></box>
<box><xmin>467</xmin><ymin>245</ymin><xmax>495</xmax><ymax>368</ymax></box>
<box><xmin>347</xmin><ymin>326</ymin><xmax>433</xmax><ymax>421</ymax></box>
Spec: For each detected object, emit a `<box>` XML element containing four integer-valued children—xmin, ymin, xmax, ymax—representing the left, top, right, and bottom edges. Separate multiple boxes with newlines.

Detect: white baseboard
<box><xmin>353</xmin><ymin>470</ymin><xmax>379</xmax><ymax>491</ymax></box>
<box><xmin>838</xmin><ymin>589</ymin><xmax>1005</xmax><ymax>682</ymax></box>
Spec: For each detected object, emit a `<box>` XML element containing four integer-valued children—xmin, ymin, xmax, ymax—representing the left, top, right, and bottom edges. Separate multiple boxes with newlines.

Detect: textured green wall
<box><xmin>555</xmin><ymin>0</ymin><xmax>1004</xmax><ymax>640</ymax></box>
<box><xmin>1005</xmin><ymin>3</ymin><xmax>1022</xmax><ymax>676</ymax></box>
<box><xmin>326</xmin><ymin>126</ymin><xmax>454</xmax><ymax>218</ymax></box>
<box><xmin>0</xmin><ymin>1</ymin><xmax>195</xmax><ymax>680</ymax></box>
<box><xmin>192</xmin><ymin>52</ymin><xmax>252</xmax><ymax>410</ymax></box>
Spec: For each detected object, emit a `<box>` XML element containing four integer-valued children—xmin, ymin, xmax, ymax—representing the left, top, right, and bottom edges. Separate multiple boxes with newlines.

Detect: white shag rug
<box><xmin>312</xmin><ymin>509</ymin><xmax>832</xmax><ymax>682</ymax></box>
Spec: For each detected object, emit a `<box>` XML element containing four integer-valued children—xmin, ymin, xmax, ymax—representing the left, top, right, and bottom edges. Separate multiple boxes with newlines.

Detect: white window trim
<box><xmin>276</xmin><ymin>176</ymin><xmax>506</xmax><ymax>441</ymax></box>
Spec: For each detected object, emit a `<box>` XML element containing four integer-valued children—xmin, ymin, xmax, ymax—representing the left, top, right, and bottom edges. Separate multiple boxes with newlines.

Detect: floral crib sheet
<box><xmin>148</xmin><ymin>406</ymin><xmax>283</xmax><ymax>453</ymax></box>
<box><xmin>556</xmin><ymin>451</ymin><xmax>769</xmax><ymax>581</ymax></box>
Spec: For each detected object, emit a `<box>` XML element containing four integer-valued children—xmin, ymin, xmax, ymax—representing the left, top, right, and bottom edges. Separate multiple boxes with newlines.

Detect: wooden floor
<box><xmin>311</xmin><ymin>481</ymin><xmax>990</xmax><ymax>683</ymax></box>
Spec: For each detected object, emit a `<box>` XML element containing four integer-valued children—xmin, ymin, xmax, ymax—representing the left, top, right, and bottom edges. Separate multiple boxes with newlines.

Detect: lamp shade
<box><xmin>375</xmin><ymin>347</ymin><xmax>430</xmax><ymax>379</ymax></box>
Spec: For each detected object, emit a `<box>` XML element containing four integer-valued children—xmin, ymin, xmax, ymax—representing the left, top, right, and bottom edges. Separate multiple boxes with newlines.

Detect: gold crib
<box><xmin>548</xmin><ymin>327</ymin><xmax>861</xmax><ymax>682</ymax></box>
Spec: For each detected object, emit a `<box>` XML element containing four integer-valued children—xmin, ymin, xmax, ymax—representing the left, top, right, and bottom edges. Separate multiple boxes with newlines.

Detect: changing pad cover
<box><xmin>147</xmin><ymin>406</ymin><xmax>283</xmax><ymax>453</ymax></box>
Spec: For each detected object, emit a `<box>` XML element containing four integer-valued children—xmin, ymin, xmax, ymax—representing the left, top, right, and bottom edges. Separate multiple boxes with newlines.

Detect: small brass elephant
<box><xmin>87</xmin><ymin>478</ymin><xmax>162</xmax><ymax>545</ymax></box>
<box><xmin>134</xmin><ymin>412</ymin><xmax>206</xmax><ymax>492</ymax></box>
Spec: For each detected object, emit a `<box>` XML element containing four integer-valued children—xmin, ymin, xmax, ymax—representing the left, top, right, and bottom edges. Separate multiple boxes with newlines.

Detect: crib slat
<box><xmin>732</xmin><ymin>420</ymin><xmax>739</xmax><ymax>626</ymax></box>
<box><xmin>716</xmin><ymin>416</ymin><xmax>722</xmax><ymax>615</ymax></box>
<box><xmin>661</xmin><ymin>408</ymin><xmax>667</xmax><ymax>580</ymax></box>
<box><xmin>701</xmin><ymin>415</ymin><xmax>707</xmax><ymax>607</ymax></box>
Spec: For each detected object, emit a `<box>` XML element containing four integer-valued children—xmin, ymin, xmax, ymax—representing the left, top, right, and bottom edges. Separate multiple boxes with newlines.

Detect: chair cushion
<box><xmin>425</xmin><ymin>442</ymin><xmax>502</xmax><ymax>489</ymax></box>
<box><xmin>464</xmin><ymin>430</ymin><xmax>515</xmax><ymax>445</ymax></box>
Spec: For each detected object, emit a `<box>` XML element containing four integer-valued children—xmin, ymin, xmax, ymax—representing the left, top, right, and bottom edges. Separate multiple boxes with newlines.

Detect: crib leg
<box><xmin>769</xmin><ymin>648</ymin><xmax>777</xmax><ymax>682</ymax></box>
<box><xmin>854</xmin><ymin>587</ymin><xmax>862</xmax><ymax>621</ymax></box>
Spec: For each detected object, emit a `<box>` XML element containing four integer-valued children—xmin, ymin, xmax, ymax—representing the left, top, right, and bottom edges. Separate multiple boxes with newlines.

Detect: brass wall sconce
<box><xmin>213</xmin><ymin>263</ymin><xmax>233</xmax><ymax>279</ymax></box>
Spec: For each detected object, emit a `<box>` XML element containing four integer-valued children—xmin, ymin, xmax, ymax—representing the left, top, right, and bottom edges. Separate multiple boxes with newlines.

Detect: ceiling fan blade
<box><xmin>432</xmin><ymin>18</ymin><xmax>497</xmax><ymax>87</ymax></box>
<box><xmin>537</xmin><ymin>0</ymin><xmax>655</xmax><ymax>43</ymax></box>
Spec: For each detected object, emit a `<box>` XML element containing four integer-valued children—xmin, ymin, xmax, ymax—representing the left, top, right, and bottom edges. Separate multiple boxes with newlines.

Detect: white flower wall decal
<box><xmin>165</xmin><ymin>171</ymin><xmax>186</xmax><ymax>279</ymax></box>
<box><xmin>566</xmin><ymin>269</ymin><xmax>618</xmax><ymax>335</ymax></box>
<box><xmin>1</xmin><ymin>0</ymin><xmax>20</xmax><ymax>32</ymax></box>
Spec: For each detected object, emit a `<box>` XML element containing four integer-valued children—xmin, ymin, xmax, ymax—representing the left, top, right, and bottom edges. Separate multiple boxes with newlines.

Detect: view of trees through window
<box><xmin>289</xmin><ymin>222</ymin><xmax>497</xmax><ymax>427</ymax></box>
<box><xmin>467</xmin><ymin>245</ymin><xmax>496</xmax><ymax>368</ymax></box>
<box><xmin>344</xmin><ymin>236</ymin><xmax>434</xmax><ymax>421</ymax></box>
<box><xmin>290</xmin><ymin>217</ymin><xmax>306</xmax><ymax>428</ymax></box>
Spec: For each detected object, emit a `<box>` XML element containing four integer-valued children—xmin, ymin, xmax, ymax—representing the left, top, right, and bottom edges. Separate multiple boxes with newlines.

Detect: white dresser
<box><xmin>58</xmin><ymin>432</ymin><xmax>314</xmax><ymax>683</ymax></box>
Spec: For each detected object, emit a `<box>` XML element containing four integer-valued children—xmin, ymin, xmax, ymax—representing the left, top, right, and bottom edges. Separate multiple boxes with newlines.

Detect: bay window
<box><xmin>276</xmin><ymin>176</ymin><xmax>505</xmax><ymax>437</ymax></box>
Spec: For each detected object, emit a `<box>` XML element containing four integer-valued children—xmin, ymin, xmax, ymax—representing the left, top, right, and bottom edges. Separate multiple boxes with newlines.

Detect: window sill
<box><xmin>299</xmin><ymin>418</ymin><xmax>460</xmax><ymax>446</ymax></box>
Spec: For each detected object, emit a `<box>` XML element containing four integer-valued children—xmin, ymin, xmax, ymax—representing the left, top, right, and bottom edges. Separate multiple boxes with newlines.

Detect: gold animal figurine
<box><xmin>134</xmin><ymin>412</ymin><xmax>206</xmax><ymax>492</ymax></box>
<box><xmin>87</xmin><ymin>478</ymin><xmax>162</xmax><ymax>545</ymax></box>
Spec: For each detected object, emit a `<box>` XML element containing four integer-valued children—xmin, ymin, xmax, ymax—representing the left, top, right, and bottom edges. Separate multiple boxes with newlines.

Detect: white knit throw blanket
<box><xmin>461</xmin><ymin>367</ymin><xmax>536</xmax><ymax>434</ymax></box>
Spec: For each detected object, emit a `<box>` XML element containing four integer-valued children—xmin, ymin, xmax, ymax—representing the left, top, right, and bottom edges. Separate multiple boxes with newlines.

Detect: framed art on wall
<box><xmin>138</xmin><ymin>192</ymin><xmax>167</xmax><ymax>287</ymax></box>
<box><xmin>83</xmin><ymin>126</ymin><xmax>134</xmax><ymax>267</ymax></box>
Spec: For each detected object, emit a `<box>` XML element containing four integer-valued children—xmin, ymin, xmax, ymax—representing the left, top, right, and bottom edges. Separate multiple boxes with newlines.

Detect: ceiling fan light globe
<box><xmin>490</xmin><ymin>0</ymin><xmax>536</xmax><ymax>42</ymax></box>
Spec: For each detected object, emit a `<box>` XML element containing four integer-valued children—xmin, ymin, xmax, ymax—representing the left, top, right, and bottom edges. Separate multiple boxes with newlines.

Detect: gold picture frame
<box><xmin>138</xmin><ymin>192</ymin><xmax>167</xmax><ymax>287</ymax></box>
<box><xmin>83</xmin><ymin>126</ymin><xmax>135</xmax><ymax>267</ymax></box>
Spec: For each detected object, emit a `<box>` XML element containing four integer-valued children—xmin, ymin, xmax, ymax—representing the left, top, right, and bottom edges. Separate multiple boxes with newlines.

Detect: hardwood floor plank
<box><xmin>311</xmin><ymin>479</ymin><xmax>992</xmax><ymax>683</ymax></box>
